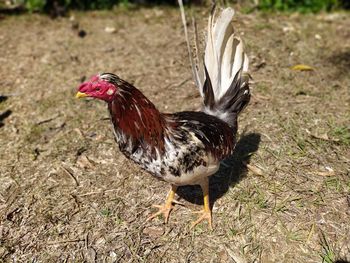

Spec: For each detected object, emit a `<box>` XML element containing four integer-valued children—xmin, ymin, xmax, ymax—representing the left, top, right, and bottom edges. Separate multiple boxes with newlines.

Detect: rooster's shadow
<box><xmin>0</xmin><ymin>96</ymin><xmax>11</xmax><ymax>128</ymax></box>
<box><xmin>176</xmin><ymin>132</ymin><xmax>261</xmax><ymax>205</ymax></box>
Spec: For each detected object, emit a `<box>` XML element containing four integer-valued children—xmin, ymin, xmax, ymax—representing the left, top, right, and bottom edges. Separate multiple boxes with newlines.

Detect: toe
<box><xmin>147</xmin><ymin>203</ymin><xmax>174</xmax><ymax>223</ymax></box>
<box><xmin>190</xmin><ymin>210</ymin><xmax>212</xmax><ymax>230</ymax></box>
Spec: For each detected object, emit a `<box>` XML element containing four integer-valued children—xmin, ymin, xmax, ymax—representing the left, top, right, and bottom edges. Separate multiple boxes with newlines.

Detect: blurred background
<box><xmin>1</xmin><ymin>0</ymin><xmax>350</xmax><ymax>15</ymax></box>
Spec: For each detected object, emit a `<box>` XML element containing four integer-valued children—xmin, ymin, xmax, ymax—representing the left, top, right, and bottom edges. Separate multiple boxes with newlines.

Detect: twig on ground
<box><xmin>60</xmin><ymin>165</ymin><xmax>79</xmax><ymax>186</ymax></box>
<box><xmin>36</xmin><ymin>114</ymin><xmax>60</xmax><ymax>125</ymax></box>
<box><xmin>47</xmin><ymin>239</ymin><xmax>84</xmax><ymax>245</ymax></box>
<box><xmin>305</xmin><ymin>129</ymin><xmax>340</xmax><ymax>142</ymax></box>
<box><xmin>77</xmin><ymin>188</ymin><xmax>119</xmax><ymax>197</ymax></box>
<box><xmin>242</xmin><ymin>161</ymin><xmax>265</xmax><ymax>176</ymax></box>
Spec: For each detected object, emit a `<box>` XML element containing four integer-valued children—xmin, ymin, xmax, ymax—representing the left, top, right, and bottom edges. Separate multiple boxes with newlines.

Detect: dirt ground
<box><xmin>0</xmin><ymin>6</ymin><xmax>349</xmax><ymax>263</ymax></box>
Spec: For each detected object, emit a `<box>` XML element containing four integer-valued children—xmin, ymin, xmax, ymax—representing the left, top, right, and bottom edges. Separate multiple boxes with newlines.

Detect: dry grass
<box><xmin>0</xmin><ymin>7</ymin><xmax>349</xmax><ymax>262</ymax></box>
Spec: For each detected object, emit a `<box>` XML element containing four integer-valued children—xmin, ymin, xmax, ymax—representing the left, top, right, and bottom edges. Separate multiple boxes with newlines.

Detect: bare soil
<box><xmin>0</xmin><ymin>7</ymin><xmax>349</xmax><ymax>263</ymax></box>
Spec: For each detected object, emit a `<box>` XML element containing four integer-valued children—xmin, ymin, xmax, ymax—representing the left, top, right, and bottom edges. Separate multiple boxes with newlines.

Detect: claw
<box><xmin>147</xmin><ymin>185</ymin><xmax>177</xmax><ymax>224</ymax></box>
<box><xmin>147</xmin><ymin>203</ymin><xmax>173</xmax><ymax>223</ymax></box>
<box><xmin>191</xmin><ymin>209</ymin><xmax>212</xmax><ymax>230</ymax></box>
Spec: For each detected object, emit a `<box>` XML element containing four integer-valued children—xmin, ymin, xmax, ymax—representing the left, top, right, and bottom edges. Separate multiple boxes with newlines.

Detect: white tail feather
<box><xmin>178</xmin><ymin>3</ymin><xmax>250</xmax><ymax>126</ymax></box>
<box><xmin>204</xmin><ymin>12</ymin><xmax>218</xmax><ymax>95</ymax></box>
<box><xmin>210</xmin><ymin>8</ymin><xmax>235</xmax><ymax>98</ymax></box>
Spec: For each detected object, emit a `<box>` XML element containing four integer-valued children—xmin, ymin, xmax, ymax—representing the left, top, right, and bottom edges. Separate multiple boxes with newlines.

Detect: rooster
<box><xmin>76</xmin><ymin>7</ymin><xmax>250</xmax><ymax>229</ymax></box>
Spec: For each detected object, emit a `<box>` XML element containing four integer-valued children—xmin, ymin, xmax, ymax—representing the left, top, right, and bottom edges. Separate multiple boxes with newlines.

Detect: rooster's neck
<box><xmin>108</xmin><ymin>84</ymin><xmax>166</xmax><ymax>152</ymax></box>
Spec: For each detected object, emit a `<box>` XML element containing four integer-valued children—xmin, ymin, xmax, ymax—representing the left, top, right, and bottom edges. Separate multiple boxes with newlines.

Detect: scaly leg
<box><xmin>191</xmin><ymin>177</ymin><xmax>212</xmax><ymax>230</ymax></box>
<box><xmin>147</xmin><ymin>185</ymin><xmax>178</xmax><ymax>223</ymax></box>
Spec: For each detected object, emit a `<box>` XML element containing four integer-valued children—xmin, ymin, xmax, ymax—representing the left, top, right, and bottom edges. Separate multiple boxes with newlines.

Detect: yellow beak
<box><xmin>75</xmin><ymin>92</ymin><xmax>88</xmax><ymax>99</ymax></box>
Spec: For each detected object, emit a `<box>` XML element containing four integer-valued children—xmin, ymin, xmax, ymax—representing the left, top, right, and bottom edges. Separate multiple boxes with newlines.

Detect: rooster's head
<box><xmin>76</xmin><ymin>73</ymin><xmax>120</xmax><ymax>102</ymax></box>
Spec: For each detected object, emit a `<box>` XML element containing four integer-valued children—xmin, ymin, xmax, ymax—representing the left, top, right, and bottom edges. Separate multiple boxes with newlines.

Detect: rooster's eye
<box><xmin>95</xmin><ymin>87</ymin><xmax>101</xmax><ymax>92</ymax></box>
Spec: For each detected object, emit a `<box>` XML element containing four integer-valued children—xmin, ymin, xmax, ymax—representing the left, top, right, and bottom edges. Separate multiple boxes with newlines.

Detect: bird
<box><xmin>75</xmin><ymin>6</ymin><xmax>250</xmax><ymax>230</ymax></box>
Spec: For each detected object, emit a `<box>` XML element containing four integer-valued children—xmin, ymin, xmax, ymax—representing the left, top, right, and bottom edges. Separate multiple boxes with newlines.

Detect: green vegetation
<box><xmin>7</xmin><ymin>0</ymin><xmax>350</xmax><ymax>13</ymax></box>
<box><xmin>257</xmin><ymin>0</ymin><xmax>347</xmax><ymax>12</ymax></box>
<box><xmin>331</xmin><ymin>125</ymin><xmax>350</xmax><ymax>145</ymax></box>
<box><xmin>11</xmin><ymin>0</ymin><xmax>172</xmax><ymax>13</ymax></box>
<box><xmin>320</xmin><ymin>233</ymin><xmax>336</xmax><ymax>263</ymax></box>
<box><xmin>20</xmin><ymin>0</ymin><xmax>119</xmax><ymax>12</ymax></box>
<box><xmin>100</xmin><ymin>208</ymin><xmax>112</xmax><ymax>217</ymax></box>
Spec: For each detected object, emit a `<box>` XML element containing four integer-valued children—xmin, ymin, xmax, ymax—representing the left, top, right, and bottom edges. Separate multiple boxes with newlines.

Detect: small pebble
<box><xmin>105</xmin><ymin>27</ymin><xmax>116</xmax><ymax>33</ymax></box>
<box><xmin>315</xmin><ymin>34</ymin><xmax>322</xmax><ymax>40</ymax></box>
<box><xmin>78</xmin><ymin>30</ymin><xmax>87</xmax><ymax>38</ymax></box>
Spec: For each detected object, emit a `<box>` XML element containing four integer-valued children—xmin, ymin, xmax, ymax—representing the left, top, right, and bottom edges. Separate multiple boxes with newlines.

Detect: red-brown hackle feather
<box><xmin>108</xmin><ymin>81</ymin><xmax>166</xmax><ymax>154</ymax></box>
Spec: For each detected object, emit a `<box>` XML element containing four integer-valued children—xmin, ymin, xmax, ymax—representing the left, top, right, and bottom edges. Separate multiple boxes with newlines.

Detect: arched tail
<box><xmin>178</xmin><ymin>3</ymin><xmax>250</xmax><ymax>126</ymax></box>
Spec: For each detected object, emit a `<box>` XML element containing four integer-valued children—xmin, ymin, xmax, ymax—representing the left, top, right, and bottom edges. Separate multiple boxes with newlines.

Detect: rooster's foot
<box><xmin>191</xmin><ymin>209</ymin><xmax>212</xmax><ymax>230</ymax></box>
<box><xmin>147</xmin><ymin>203</ymin><xmax>174</xmax><ymax>223</ymax></box>
<box><xmin>147</xmin><ymin>185</ymin><xmax>177</xmax><ymax>224</ymax></box>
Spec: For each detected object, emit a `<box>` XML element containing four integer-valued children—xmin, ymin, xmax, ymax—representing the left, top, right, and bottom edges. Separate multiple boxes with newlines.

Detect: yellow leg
<box><xmin>147</xmin><ymin>185</ymin><xmax>177</xmax><ymax>223</ymax></box>
<box><xmin>191</xmin><ymin>177</ymin><xmax>213</xmax><ymax>230</ymax></box>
